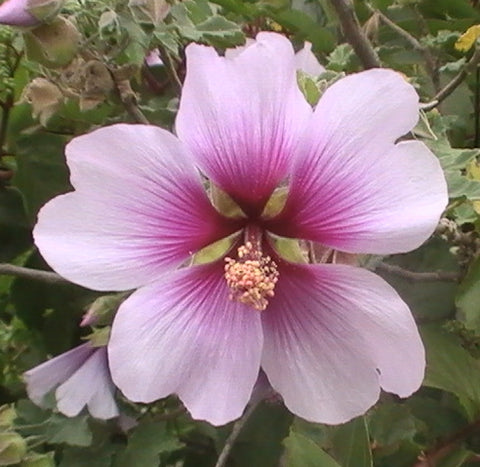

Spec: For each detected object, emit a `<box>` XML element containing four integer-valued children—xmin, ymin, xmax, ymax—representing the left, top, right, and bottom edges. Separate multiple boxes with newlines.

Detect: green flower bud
<box><xmin>0</xmin><ymin>432</ymin><xmax>27</xmax><ymax>466</ymax></box>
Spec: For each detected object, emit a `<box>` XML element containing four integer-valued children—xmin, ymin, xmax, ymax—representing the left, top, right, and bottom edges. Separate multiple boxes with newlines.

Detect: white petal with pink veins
<box><xmin>56</xmin><ymin>347</ymin><xmax>118</xmax><ymax>419</ymax></box>
<box><xmin>268</xmin><ymin>70</ymin><xmax>447</xmax><ymax>254</ymax></box>
<box><xmin>261</xmin><ymin>262</ymin><xmax>424</xmax><ymax>424</ymax></box>
<box><xmin>34</xmin><ymin>124</ymin><xmax>235</xmax><ymax>291</ymax></box>
<box><xmin>108</xmin><ymin>262</ymin><xmax>263</xmax><ymax>426</ymax></box>
<box><xmin>176</xmin><ymin>32</ymin><xmax>312</xmax><ymax>212</ymax></box>
<box><xmin>24</xmin><ymin>343</ymin><xmax>94</xmax><ymax>407</ymax></box>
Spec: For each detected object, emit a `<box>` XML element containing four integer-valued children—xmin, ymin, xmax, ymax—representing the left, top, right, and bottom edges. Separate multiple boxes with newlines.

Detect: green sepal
<box><xmin>268</xmin><ymin>234</ymin><xmax>308</xmax><ymax>264</ymax></box>
<box><xmin>262</xmin><ymin>186</ymin><xmax>288</xmax><ymax>219</ymax></box>
<box><xmin>84</xmin><ymin>326</ymin><xmax>111</xmax><ymax>348</ymax></box>
<box><xmin>210</xmin><ymin>184</ymin><xmax>245</xmax><ymax>218</ymax></box>
<box><xmin>192</xmin><ymin>232</ymin><xmax>241</xmax><ymax>265</ymax></box>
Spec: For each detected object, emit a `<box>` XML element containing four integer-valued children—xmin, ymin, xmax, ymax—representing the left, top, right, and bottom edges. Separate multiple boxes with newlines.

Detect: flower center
<box><xmin>224</xmin><ymin>241</ymin><xmax>279</xmax><ymax>311</ymax></box>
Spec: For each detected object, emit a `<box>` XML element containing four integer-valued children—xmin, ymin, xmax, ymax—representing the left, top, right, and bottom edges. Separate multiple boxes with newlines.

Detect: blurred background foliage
<box><xmin>2</xmin><ymin>0</ymin><xmax>480</xmax><ymax>465</ymax></box>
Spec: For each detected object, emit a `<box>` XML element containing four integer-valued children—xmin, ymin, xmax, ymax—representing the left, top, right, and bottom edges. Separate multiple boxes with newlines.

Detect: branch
<box><xmin>121</xmin><ymin>94</ymin><xmax>150</xmax><ymax>125</ymax></box>
<box><xmin>376</xmin><ymin>262</ymin><xmax>460</xmax><ymax>282</ymax></box>
<box><xmin>413</xmin><ymin>418</ymin><xmax>480</xmax><ymax>466</ymax></box>
<box><xmin>0</xmin><ymin>263</ymin><xmax>70</xmax><ymax>285</ymax></box>
<box><xmin>0</xmin><ymin>93</ymin><xmax>13</xmax><ymax>158</ymax></box>
<box><xmin>421</xmin><ymin>45</ymin><xmax>480</xmax><ymax>111</ymax></box>
<box><xmin>156</xmin><ymin>45</ymin><xmax>182</xmax><ymax>94</ymax></box>
<box><xmin>214</xmin><ymin>401</ymin><xmax>259</xmax><ymax>467</ymax></box>
<box><xmin>367</xmin><ymin>5</ymin><xmax>437</xmax><ymax>80</ymax></box>
<box><xmin>328</xmin><ymin>0</ymin><xmax>381</xmax><ymax>69</ymax></box>
<box><xmin>111</xmin><ymin>68</ymin><xmax>150</xmax><ymax>125</ymax></box>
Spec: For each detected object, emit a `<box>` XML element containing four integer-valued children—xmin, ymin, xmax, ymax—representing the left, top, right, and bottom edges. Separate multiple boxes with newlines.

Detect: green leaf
<box><xmin>20</xmin><ymin>452</ymin><xmax>55</xmax><ymax>467</ymax></box>
<box><xmin>0</xmin><ymin>187</ymin><xmax>31</xmax><ymax>262</ymax></box>
<box><xmin>421</xmin><ymin>325</ymin><xmax>480</xmax><ymax>419</ymax></box>
<box><xmin>445</xmin><ymin>171</ymin><xmax>480</xmax><ymax>200</ymax></box>
<box><xmin>182</xmin><ymin>0</ymin><xmax>212</xmax><ymax>23</ymax></box>
<box><xmin>45</xmin><ymin>414</ymin><xmax>92</xmax><ymax>447</ymax></box>
<box><xmin>378</xmin><ymin>238</ymin><xmax>459</xmax><ymax>322</ymax></box>
<box><xmin>438</xmin><ymin>446</ymin><xmax>475</xmax><ymax>467</ymax></box>
<box><xmin>407</xmin><ymin>396</ymin><xmax>466</xmax><ymax>440</ymax></box>
<box><xmin>297</xmin><ymin>71</ymin><xmax>321</xmax><ymax>106</ymax></box>
<box><xmin>12</xmin><ymin>132</ymin><xmax>70</xmax><ymax>222</ymax></box>
<box><xmin>209</xmin><ymin>0</ymin><xmax>258</xmax><ymax>18</ymax></box>
<box><xmin>331</xmin><ymin>417</ymin><xmax>372</xmax><ymax>467</ymax></box>
<box><xmin>268</xmin><ymin>8</ymin><xmax>335</xmax><ymax>53</ymax></box>
<box><xmin>14</xmin><ymin>399</ymin><xmax>50</xmax><ymax>427</ymax></box>
<box><xmin>170</xmin><ymin>2</ymin><xmax>203</xmax><ymax>41</ymax></box>
<box><xmin>327</xmin><ymin>43</ymin><xmax>355</xmax><ymax>71</ymax></box>
<box><xmin>456</xmin><ymin>256</ymin><xmax>480</xmax><ymax>333</ymax></box>
<box><xmin>153</xmin><ymin>24</ymin><xmax>179</xmax><ymax>56</ymax></box>
<box><xmin>11</xmin><ymin>250</ymin><xmax>97</xmax><ymax>354</ymax></box>
<box><xmin>171</xmin><ymin>0</ymin><xmax>244</xmax><ymax>48</ymax></box>
<box><xmin>368</xmin><ymin>403</ymin><xmax>419</xmax><ymax>447</ymax></box>
<box><xmin>114</xmin><ymin>421</ymin><xmax>184</xmax><ymax>467</ymax></box>
<box><xmin>59</xmin><ymin>444</ymin><xmax>116</xmax><ymax>467</ymax></box>
<box><xmin>283</xmin><ymin>430</ymin><xmax>340</xmax><ymax>467</ymax></box>
<box><xmin>195</xmin><ymin>15</ymin><xmax>244</xmax><ymax>48</ymax></box>
<box><xmin>230</xmin><ymin>402</ymin><xmax>293</xmax><ymax>467</ymax></box>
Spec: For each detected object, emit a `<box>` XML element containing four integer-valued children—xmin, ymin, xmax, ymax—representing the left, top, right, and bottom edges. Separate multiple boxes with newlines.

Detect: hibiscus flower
<box><xmin>33</xmin><ymin>32</ymin><xmax>448</xmax><ymax>426</ymax></box>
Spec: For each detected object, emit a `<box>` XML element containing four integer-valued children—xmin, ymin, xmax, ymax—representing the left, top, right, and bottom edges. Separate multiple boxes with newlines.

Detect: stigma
<box><xmin>224</xmin><ymin>241</ymin><xmax>279</xmax><ymax>311</ymax></box>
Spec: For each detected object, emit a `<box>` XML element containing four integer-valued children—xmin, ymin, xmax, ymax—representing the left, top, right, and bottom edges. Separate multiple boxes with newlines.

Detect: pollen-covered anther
<box><xmin>224</xmin><ymin>241</ymin><xmax>279</xmax><ymax>311</ymax></box>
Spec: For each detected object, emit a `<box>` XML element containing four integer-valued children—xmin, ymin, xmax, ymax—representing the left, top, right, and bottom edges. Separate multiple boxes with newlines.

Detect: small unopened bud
<box><xmin>81</xmin><ymin>293</ymin><xmax>126</xmax><ymax>327</ymax></box>
<box><xmin>22</xmin><ymin>77</ymin><xmax>63</xmax><ymax>125</ymax></box>
<box><xmin>128</xmin><ymin>0</ymin><xmax>170</xmax><ymax>25</ymax></box>
<box><xmin>0</xmin><ymin>432</ymin><xmax>27</xmax><ymax>465</ymax></box>
<box><xmin>23</xmin><ymin>16</ymin><xmax>80</xmax><ymax>67</ymax></box>
<box><xmin>0</xmin><ymin>405</ymin><xmax>16</xmax><ymax>429</ymax></box>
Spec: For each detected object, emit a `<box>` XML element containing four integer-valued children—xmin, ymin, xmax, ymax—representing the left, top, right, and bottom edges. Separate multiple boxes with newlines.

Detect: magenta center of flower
<box><xmin>224</xmin><ymin>240</ymin><xmax>279</xmax><ymax>311</ymax></box>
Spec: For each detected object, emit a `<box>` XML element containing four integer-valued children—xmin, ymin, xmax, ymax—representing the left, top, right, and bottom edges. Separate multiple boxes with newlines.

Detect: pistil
<box><xmin>224</xmin><ymin>239</ymin><xmax>279</xmax><ymax>311</ymax></box>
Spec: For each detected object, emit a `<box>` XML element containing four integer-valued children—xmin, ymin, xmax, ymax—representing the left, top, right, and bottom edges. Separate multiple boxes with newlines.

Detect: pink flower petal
<box><xmin>34</xmin><ymin>124</ymin><xmax>236</xmax><ymax>291</ymax></box>
<box><xmin>261</xmin><ymin>262</ymin><xmax>424</xmax><ymax>424</ymax></box>
<box><xmin>223</xmin><ymin>38</ymin><xmax>256</xmax><ymax>59</ymax></box>
<box><xmin>108</xmin><ymin>262</ymin><xmax>263</xmax><ymax>426</ymax></box>
<box><xmin>268</xmin><ymin>70</ymin><xmax>447</xmax><ymax>254</ymax></box>
<box><xmin>0</xmin><ymin>0</ymin><xmax>38</xmax><ymax>27</ymax></box>
<box><xmin>145</xmin><ymin>48</ymin><xmax>163</xmax><ymax>67</ymax></box>
<box><xmin>294</xmin><ymin>42</ymin><xmax>325</xmax><ymax>75</ymax></box>
<box><xmin>176</xmin><ymin>32</ymin><xmax>312</xmax><ymax>214</ymax></box>
<box><xmin>24</xmin><ymin>343</ymin><xmax>94</xmax><ymax>407</ymax></box>
<box><xmin>56</xmin><ymin>347</ymin><xmax>119</xmax><ymax>419</ymax></box>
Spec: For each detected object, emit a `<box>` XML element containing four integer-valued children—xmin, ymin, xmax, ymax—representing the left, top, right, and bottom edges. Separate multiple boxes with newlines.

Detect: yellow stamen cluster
<box><xmin>224</xmin><ymin>241</ymin><xmax>279</xmax><ymax>311</ymax></box>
